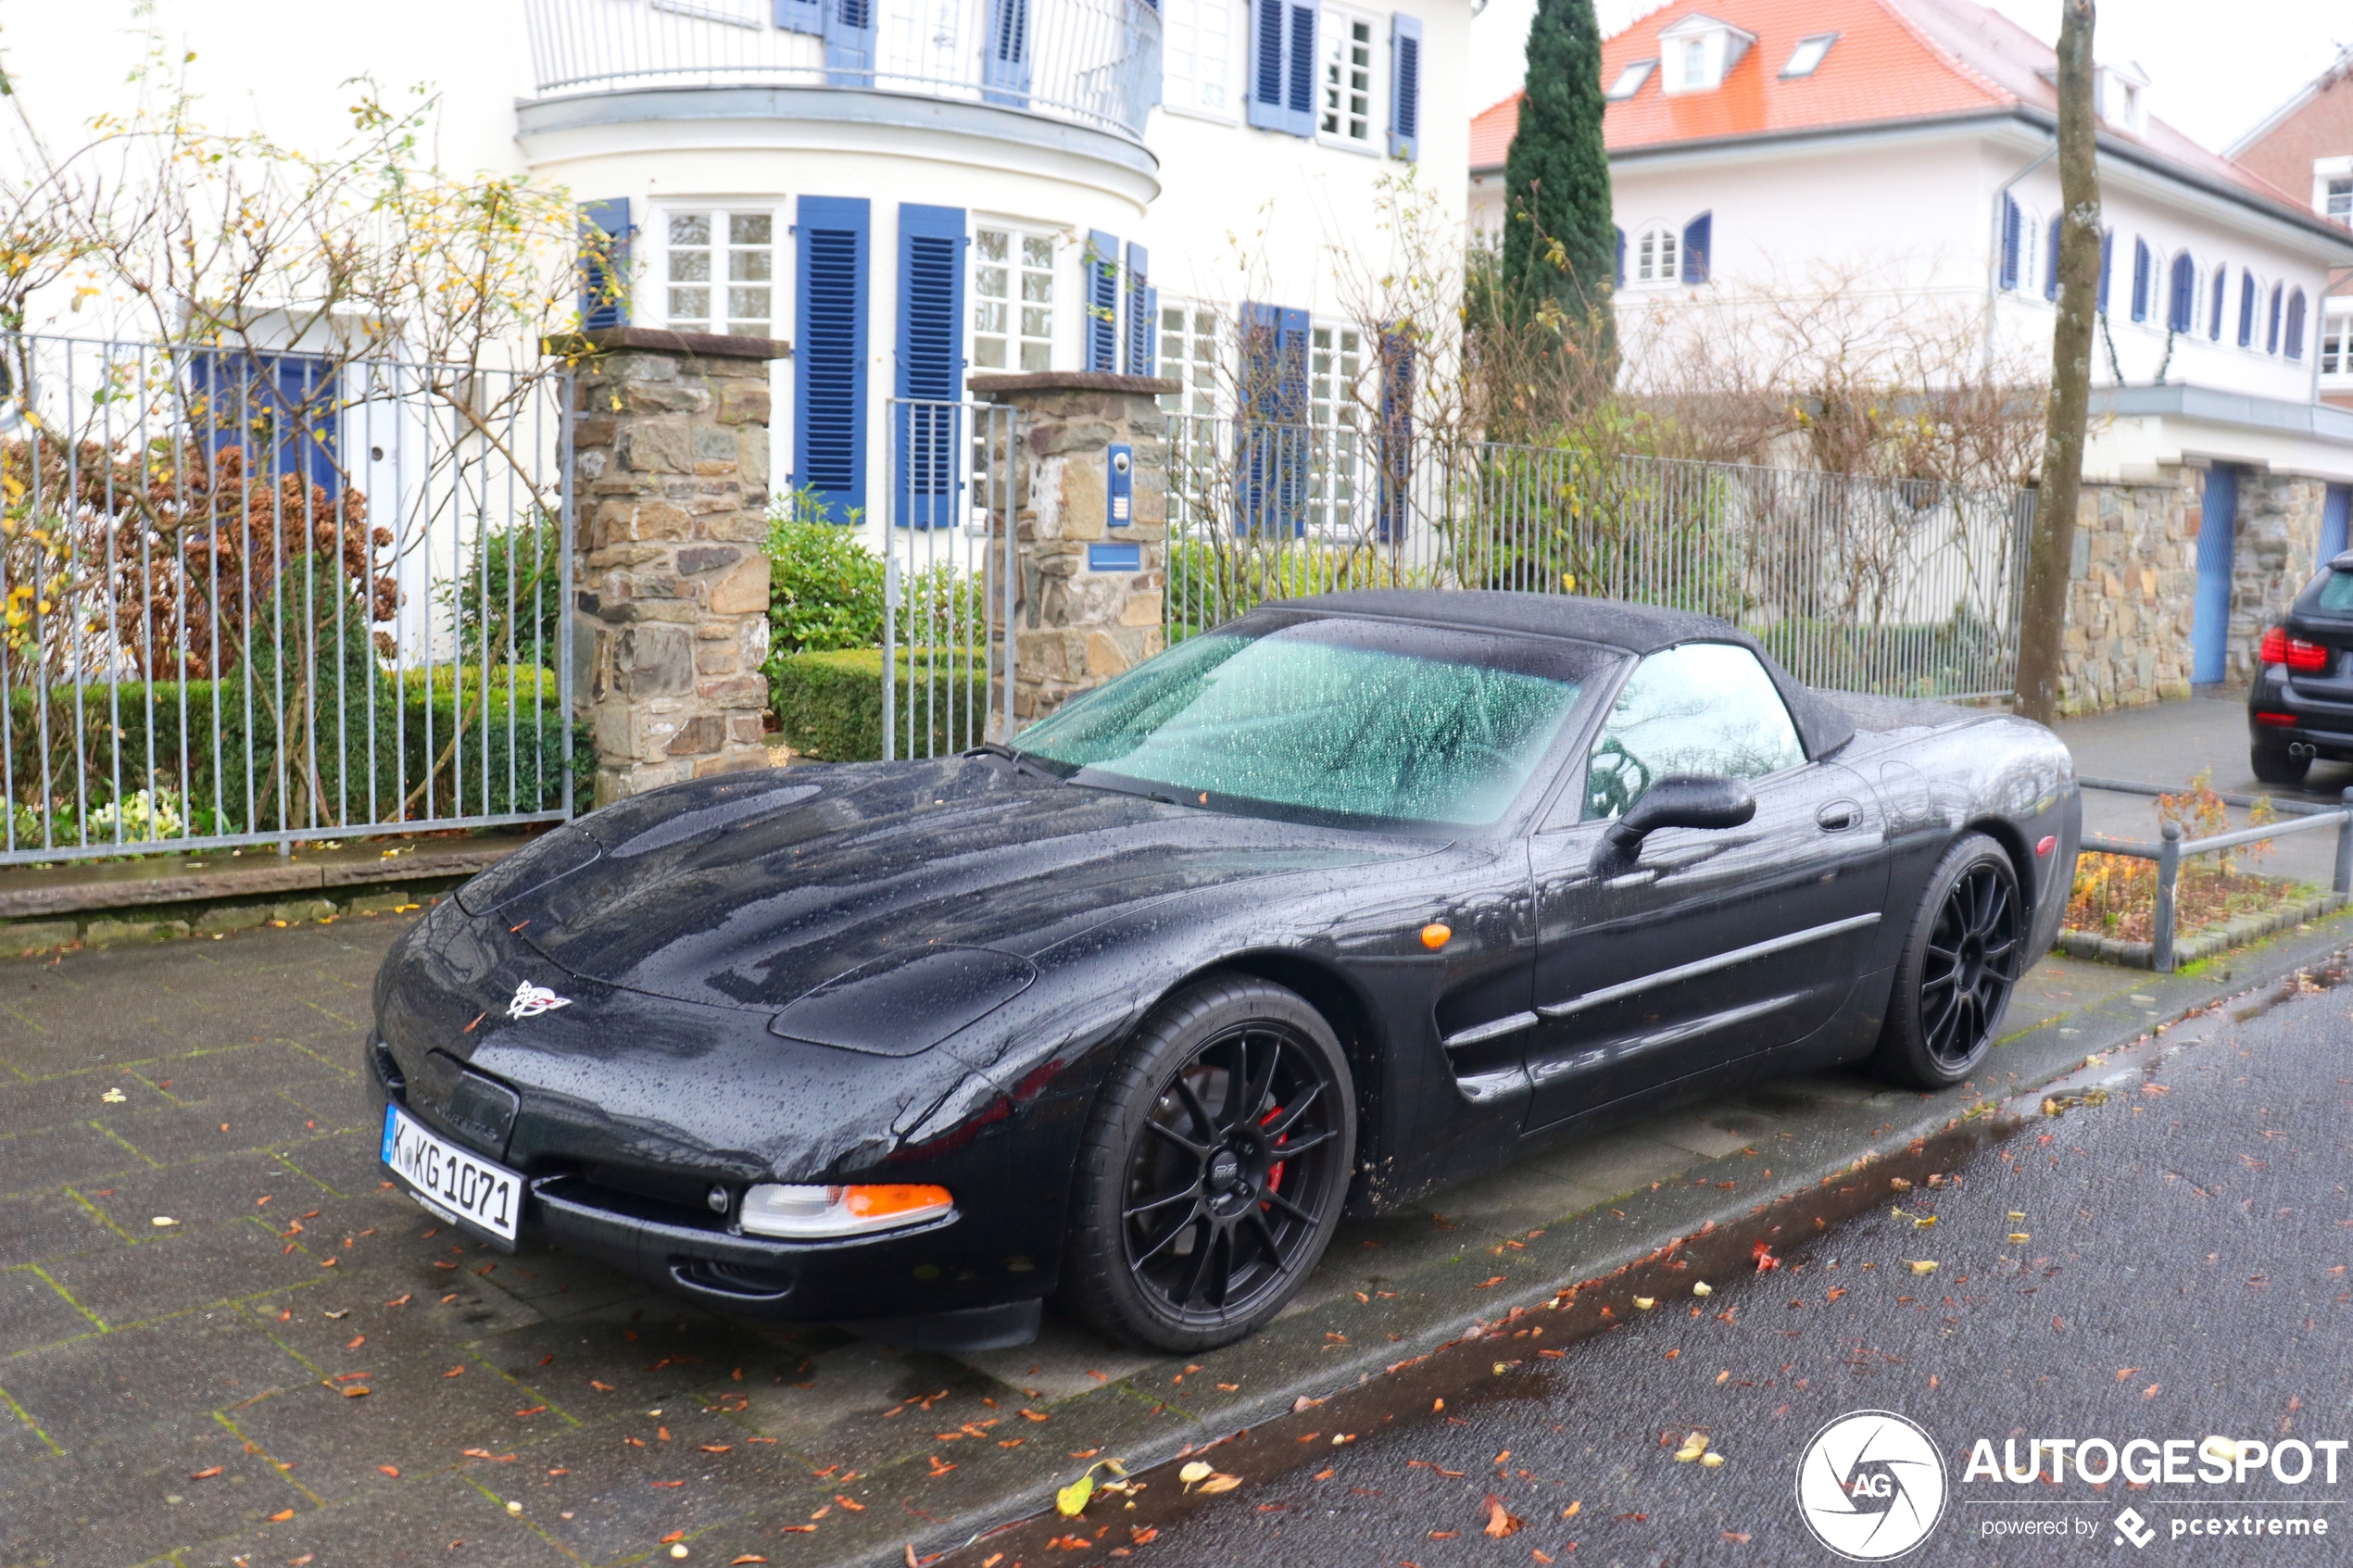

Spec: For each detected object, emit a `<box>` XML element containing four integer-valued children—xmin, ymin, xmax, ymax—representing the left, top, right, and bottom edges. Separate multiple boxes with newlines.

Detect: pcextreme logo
<box><xmin>1796</xmin><ymin>1411</ymin><xmax>1949</xmax><ymax>1561</ymax></box>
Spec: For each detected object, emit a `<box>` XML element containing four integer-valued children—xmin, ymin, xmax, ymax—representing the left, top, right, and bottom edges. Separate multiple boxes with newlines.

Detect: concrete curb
<box><xmin>2053</xmin><ymin>892</ymin><xmax>2347</xmax><ymax>970</ymax></box>
<box><xmin>827</xmin><ymin>908</ymin><xmax>2353</xmax><ymax>1568</ymax></box>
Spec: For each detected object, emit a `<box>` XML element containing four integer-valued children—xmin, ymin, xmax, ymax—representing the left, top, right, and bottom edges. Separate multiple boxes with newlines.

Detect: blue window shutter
<box><xmin>1680</xmin><ymin>212</ymin><xmax>1711</xmax><ymax>284</ymax></box>
<box><xmin>2208</xmin><ymin>266</ymin><xmax>2226</xmax><ymax>338</ymax></box>
<box><xmin>824</xmin><ymin>0</ymin><xmax>875</xmax><ymax>85</ymax></box>
<box><xmin>895</xmin><ymin>204</ymin><xmax>964</xmax><ymax>531</ymax></box>
<box><xmin>1378</xmin><ymin>322</ymin><xmax>1414</xmax><ymax>544</ymax></box>
<box><xmin>2238</xmin><ymin>270</ymin><xmax>2255</xmax><ymax>346</ymax></box>
<box><xmin>2044</xmin><ymin>217</ymin><xmax>2060</xmax><ymax>301</ymax></box>
<box><xmin>774</xmin><ymin>0</ymin><xmax>822</xmax><ymax>32</ymax></box>
<box><xmin>2097</xmin><ymin>231</ymin><xmax>2111</xmax><ymax>312</ymax></box>
<box><xmin>2268</xmin><ymin>283</ymin><xmax>2283</xmax><ymax>353</ymax></box>
<box><xmin>1236</xmin><ymin>303</ymin><xmax>1308</xmax><ymax>535</ymax></box>
<box><xmin>2129</xmin><ymin>238</ymin><xmax>2149</xmax><ymax>322</ymax></box>
<box><xmin>1999</xmin><ymin>196</ymin><xmax>2020</xmax><ymax>291</ymax></box>
<box><xmin>795</xmin><ymin>195</ymin><xmax>870</xmax><ymax>525</ymax></box>
<box><xmin>1124</xmin><ymin>243</ymin><xmax>1152</xmax><ymax>375</ymax></box>
<box><xmin>2167</xmin><ymin>254</ymin><xmax>2193</xmax><ymax>332</ymax></box>
<box><xmin>1085</xmin><ymin>231</ymin><xmax>1120</xmax><ymax>372</ymax></box>
<box><xmin>1284</xmin><ymin>3</ymin><xmax>1317</xmax><ymax>135</ymax></box>
<box><xmin>2284</xmin><ymin>288</ymin><xmax>2305</xmax><ymax>359</ymax></box>
<box><xmin>1248</xmin><ymin>0</ymin><xmax>1287</xmax><ymax>129</ymax></box>
<box><xmin>1389</xmin><ymin>14</ymin><xmax>1423</xmax><ymax>160</ymax></box>
<box><xmin>984</xmin><ymin>0</ymin><xmax>1032</xmax><ymax>108</ymax></box>
<box><xmin>577</xmin><ymin>199</ymin><xmax>631</xmax><ymax>331</ymax></box>
<box><xmin>1615</xmin><ymin>226</ymin><xmax>1626</xmax><ymax>287</ymax></box>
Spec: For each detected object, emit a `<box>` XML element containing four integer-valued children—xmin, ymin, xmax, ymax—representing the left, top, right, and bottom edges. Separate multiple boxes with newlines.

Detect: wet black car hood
<box><xmin>496</xmin><ymin>759</ymin><xmax>1426</xmax><ymax>1027</ymax></box>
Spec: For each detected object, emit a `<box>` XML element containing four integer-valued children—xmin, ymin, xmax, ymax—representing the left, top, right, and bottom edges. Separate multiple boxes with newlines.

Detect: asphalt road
<box><xmin>1151</xmin><ymin>969</ymin><xmax>2353</xmax><ymax>1567</ymax></box>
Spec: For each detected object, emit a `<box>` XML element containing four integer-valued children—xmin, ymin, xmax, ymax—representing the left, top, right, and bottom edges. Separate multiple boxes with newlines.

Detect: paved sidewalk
<box><xmin>2053</xmin><ymin>692</ymin><xmax>2353</xmax><ymax>887</ymax></box>
<box><xmin>5</xmin><ymin>896</ymin><xmax>2346</xmax><ymax>1568</ymax></box>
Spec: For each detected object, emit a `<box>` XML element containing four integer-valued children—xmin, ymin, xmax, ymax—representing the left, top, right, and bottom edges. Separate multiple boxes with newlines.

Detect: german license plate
<box><xmin>382</xmin><ymin>1104</ymin><xmax>522</xmax><ymax>1244</ymax></box>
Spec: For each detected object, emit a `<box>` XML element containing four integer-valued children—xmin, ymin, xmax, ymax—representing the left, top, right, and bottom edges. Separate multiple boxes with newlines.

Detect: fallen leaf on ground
<box><xmin>1179</xmin><ymin>1461</ymin><xmax>1213</xmax><ymax>1486</ymax></box>
<box><xmin>378</xmin><ymin>1465</ymin><xmax>399</xmax><ymax>1478</ymax></box>
<box><xmin>1482</xmin><ymin>1495</ymin><xmax>1524</xmax><ymax>1537</ymax></box>
<box><xmin>189</xmin><ymin>1467</ymin><xmax>223</xmax><ymax>1480</ymax></box>
<box><xmin>1196</xmin><ymin>1474</ymin><xmax>1242</xmax><ymax>1495</ymax></box>
<box><xmin>1633</xmin><ymin>1297</ymin><xmax>1655</xmax><ymax>1311</ymax></box>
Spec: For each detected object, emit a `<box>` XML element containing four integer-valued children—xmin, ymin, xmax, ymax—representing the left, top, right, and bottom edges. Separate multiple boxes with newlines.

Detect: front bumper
<box><xmin>367</xmin><ymin>1067</ymin><xmax>1055</xmax><ymax>1323</ymax></box>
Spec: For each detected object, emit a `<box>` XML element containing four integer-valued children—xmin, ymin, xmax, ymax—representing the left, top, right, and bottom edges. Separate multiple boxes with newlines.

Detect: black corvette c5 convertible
<box><xmin>369</xmin><ymin>591</ymin><xmax>2080</xmax><ymax>1352</ymax></box>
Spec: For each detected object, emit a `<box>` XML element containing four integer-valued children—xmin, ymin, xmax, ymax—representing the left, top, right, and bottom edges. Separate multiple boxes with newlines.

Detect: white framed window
<box><xmin>1320</xmin><ymin>9</ymin><xmax>1377</xmax><ymax>148</ymax></box>
<box><xmin>1308</xmin><ymin>319</ymin><xmax>1367</xmax><ymax>531</ymax></box>
<box><xmin>1679</xmin><ymin>38</ymin><xmax>1706</xmax><ymax>88</ymax></box>
<box><xmin>1162</xmin><ymin>0</ymin><xmax>1234</xmax><ymax>119</ymax></box>
<box><xmin>1606</xmin><ymin>60</ymin><xmax>1655</xmax><ymax>100</ymax></box>
<box><xmin>2328</xmin><ymin>177</ymin><xmax>2352</xmax><ymax>227</ymax></box>
<box><xmin>1159</xmin><ymin>300</ymin><xmax>1223</xmax><ymax>415</ymax></box>
<box><xmin>659</xmin><ymin>207</ymin><xmax>778</xmax><ymax>336</ymax></box>
<box><xmin>972</xmin><ymin>226</ymin><xmax>1057</xmax><ymax>372</ymax></box>
<box><xmin>1632</xmin><ymin>224</ymin><xmax>1680</xmax><ymax>285</ymax></box>
<box><xmin>2321</xmin><ymin>307</ymin><xmax>2352</xmax><ymax>376</ymax></box>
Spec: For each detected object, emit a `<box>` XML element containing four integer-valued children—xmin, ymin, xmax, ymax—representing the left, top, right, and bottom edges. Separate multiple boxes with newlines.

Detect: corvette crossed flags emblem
<box><xmin>506</xmin><ymin>980</ymin><xmax>573</xmax><ymax>1021</ymax></box>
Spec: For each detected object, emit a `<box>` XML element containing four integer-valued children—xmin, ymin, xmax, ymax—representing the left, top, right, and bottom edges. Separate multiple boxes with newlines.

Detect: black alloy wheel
<box><xmin>1062</xmin><ymin>978</ymin><xmax>1355</xmax><ymax>1352</ymax></box>
<box><xmin>1874</xmin><ymin>834</ymin><xmax>2023</xmax><ymax>1088</ymax></box>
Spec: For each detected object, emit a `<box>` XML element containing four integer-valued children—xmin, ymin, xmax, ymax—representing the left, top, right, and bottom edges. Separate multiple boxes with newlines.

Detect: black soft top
<box><xmin>1268</xmin><ymin>590</ymin><xmax>1857</xmax><ymax>759</ymax></box>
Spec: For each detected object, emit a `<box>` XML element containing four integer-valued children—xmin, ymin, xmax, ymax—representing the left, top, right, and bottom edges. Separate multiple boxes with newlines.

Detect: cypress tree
<box><xmin>1501</xmin><ymin>0</ymin><xmax>1618</xmax><ymax>375</ymax></box>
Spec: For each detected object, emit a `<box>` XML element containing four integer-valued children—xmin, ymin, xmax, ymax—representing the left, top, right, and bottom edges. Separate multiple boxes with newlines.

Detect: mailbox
<box><xmin>1106</xmin><ymin>444</ymin><xmax>1133</xmax><ymax>528</ymax></box>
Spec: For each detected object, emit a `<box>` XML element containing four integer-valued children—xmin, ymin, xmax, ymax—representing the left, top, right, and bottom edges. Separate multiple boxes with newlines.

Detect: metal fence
<box><xmin>1167</xmin><ymin>419</ymin><xmax>2035</xmax><ymax>701</ymax></box>
<box><xmin>523</xmin><ymin>0</ymin><xmax>1164</xmax><ymax>141</ymax></box>
<box><xmin>879</xmin><ymin>398</ymin><xmax>1018</xmax><ymax>760</ymax></box>
<box><xmin>0</xmin><ymin>333</ymin><xmax>575</xmax><ymax>865</ymax></box>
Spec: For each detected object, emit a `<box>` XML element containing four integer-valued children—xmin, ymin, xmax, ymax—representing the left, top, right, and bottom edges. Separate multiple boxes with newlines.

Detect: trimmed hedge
<box><xmin>769</xmin><ymin>647</ymin><xmax>991</xmax><ymax>761</ymax></box>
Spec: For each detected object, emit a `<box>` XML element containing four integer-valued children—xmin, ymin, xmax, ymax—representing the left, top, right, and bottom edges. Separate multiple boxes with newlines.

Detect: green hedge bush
<box><xmin>768</xmin><ymin>647</ymin><xmax>990</xmax><ymax>762</ymax></box>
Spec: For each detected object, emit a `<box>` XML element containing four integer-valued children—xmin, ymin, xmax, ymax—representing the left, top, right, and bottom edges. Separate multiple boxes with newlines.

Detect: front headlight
<box><xmin>738</xmin><ymin>1183</ymin><xmax>953</xmax><ymax>1239</ymax></box>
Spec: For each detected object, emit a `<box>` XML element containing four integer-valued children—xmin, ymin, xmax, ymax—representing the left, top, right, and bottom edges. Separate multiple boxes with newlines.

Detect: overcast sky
<box><xmin>1468</xmin><ymin>0</ymin><xmax>2353</xmax><ymax>156</ymax></box>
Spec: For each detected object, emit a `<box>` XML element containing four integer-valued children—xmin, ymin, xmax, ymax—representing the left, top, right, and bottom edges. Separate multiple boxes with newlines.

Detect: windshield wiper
<box><xmin>968</xmin><ymin>741</ymin><xmax>1055</xmax><ymax>782</ymax></box>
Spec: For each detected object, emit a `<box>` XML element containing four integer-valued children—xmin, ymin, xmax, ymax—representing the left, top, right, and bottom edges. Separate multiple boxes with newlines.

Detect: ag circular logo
<box><xmin>1795</xmin><ymin>1410</ymin><xmax>1947</xmax><ymax>1560</ymax></box>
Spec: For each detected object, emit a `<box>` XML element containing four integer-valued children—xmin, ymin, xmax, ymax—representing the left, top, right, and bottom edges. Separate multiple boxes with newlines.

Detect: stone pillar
<box><xmin>557</xmin><ymin>328</ymin><xmax>787</xmax><ymax>802</ymax></box>
<box><xmin>969</xmin><ymin>371</ymin><xmax>1180</xmax><ymax>725</ymax></box>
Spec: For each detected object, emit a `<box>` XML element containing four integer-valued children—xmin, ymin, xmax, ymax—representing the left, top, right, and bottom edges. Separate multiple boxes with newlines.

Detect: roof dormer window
<box><xmin>1607</xmin><ymin>60</ymin><xmax>1656</xmax><ymax>101</ymax></box>
<box><xmin>1655</xmin><ymin>14</ymin><xmax>1755</xmax><ymax>95</ymax></box>
<box><xmin>2094</xmin><ymin>62</ymin><xmax>2150</xmax><ymax>134</ymax></box>
<box><xmin>1780</xmin><ymin>33</ymin><xmax>1837</xmax><ymax>78</ymax></box>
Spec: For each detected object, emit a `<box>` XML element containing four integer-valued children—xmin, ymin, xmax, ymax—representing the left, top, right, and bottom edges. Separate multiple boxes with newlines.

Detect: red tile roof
<box><xmin>1467</xmin><ymin>0</ymin><xmax>2303</xmax><ymax>210</ymax></box>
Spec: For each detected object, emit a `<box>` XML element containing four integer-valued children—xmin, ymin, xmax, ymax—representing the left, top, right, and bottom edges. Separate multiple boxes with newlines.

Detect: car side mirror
<box><xmin>1592</xmin><ymin>774</ymin><xmax>1756</xmax><ymax>872</ymax></box>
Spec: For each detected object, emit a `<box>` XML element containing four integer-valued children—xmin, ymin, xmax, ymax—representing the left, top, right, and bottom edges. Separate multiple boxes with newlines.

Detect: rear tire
<box><xmin>1872</xmin><ymin>834</ymin><xmax>2023</xmax><ymax>1090</ymax></box>
<box><xmin>1060</xmin><ymin>977</ymin><xmax>1355</xmax><ymax>1353</ymax></box>
<box><xmin>2250</xmin><ymin>742</ymin><xmax>2310</xmax><ymax>788</ymax></box>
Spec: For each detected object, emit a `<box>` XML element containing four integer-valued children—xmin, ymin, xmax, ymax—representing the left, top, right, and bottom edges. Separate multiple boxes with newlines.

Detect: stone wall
<box><xmin>2225</xmin><ymin>471</ymin><xmax>2331</xmax><ymax>684</ymax></box>
<box><xmin>971</xmin><ymin>371</ymin><xmax>1178</xmax><ymax>725</ymax></box>
<box><xmin>2057</xmin><ymin>467</ymin><xmax>2335</xmax><ymax>713</ymax></box>
<box><xmin>560</xmin><ymin>329</ymin><xmax>783</xmax><ymax>802</ymax></box>
<box><xmin>2056</xmin><ymin>470</ymin><xmax>2198</xmax><ymax>715</ymax></box>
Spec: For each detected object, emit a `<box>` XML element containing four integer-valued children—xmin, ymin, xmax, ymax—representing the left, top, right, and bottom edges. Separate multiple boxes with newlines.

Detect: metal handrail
<box><xmin>2078</xmin><ymin>780</ymin><xmax>2353</xmax><ymax>972</ymax></box>
<box><xmin>522</xmin><ymin>0</ymin><xmax>1163</xmax><ymax>141</ymax></box>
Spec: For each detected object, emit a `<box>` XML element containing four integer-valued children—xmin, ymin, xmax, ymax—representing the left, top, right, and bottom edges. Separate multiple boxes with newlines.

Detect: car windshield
<box><xmin>1013</xmin><ymin>614</ymin><xmax>1604</xmax><ymax>826</ymax></box>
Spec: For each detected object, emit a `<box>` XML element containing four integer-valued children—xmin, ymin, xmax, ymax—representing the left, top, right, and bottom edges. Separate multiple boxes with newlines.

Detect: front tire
<box><xmin>1872</xmin><ymin>834</ymin><xmax>2023</xmax><ymax>1089</ymax></box>
<box><xmin>2250</xmin><ymin>741</ymin><xmax>2310</xmax><ymax>788</ymax></box>
<box><xmin>1060</xmin><ymin>977</ymin><xmax>1356</xmax><ymax>1353</ymax></box>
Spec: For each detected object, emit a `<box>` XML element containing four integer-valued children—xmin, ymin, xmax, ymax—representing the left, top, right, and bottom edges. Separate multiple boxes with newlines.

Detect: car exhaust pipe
<box><xmin>2290</xmin><ymin>742</ymin><xmax>2318</xmax><ymax>759</ymax></box>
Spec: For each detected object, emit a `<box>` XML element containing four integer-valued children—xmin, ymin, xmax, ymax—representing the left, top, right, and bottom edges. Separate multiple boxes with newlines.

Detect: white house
<box><xmin>1468</xmin><ymin>0</ymin><xmax>2353</xmax><ymax>694</ymax></box>
<box><xmin>6</xmin><ymin>0</ymin><xmax>1472</xmax><ymax>541</ymax></box>
<box><xmin>2226</xmin><ymin>44</ymin><xmax>2353</xmax><ymax>412</ymax></box>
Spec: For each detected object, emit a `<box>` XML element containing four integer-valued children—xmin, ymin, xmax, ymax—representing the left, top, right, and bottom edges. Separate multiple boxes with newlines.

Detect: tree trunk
<box><xmin>2013</xmin><ymin>0</ymin><xmax>2098</xmax><ymax>725</ymax></box>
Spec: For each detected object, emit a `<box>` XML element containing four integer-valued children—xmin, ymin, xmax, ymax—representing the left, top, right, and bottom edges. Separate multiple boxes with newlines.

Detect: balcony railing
<box><xmin>523</xmin><ymin>0</ymin><xmax>1162</xmax><ymax>141</ymax></box>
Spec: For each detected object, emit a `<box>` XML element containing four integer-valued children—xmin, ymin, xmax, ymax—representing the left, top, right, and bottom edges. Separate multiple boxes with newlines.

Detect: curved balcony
<box><xmin>522</xmin><ymin>0</ymin><xmax>1162</xmax><ymax>143</ymax></box>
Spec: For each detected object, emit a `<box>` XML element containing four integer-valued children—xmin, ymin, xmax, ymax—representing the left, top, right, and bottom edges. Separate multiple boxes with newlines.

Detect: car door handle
<box><xmin>1816</xmin><ymin>799</ymin><xmax>1860</xmax><ymax>833</ymax></box>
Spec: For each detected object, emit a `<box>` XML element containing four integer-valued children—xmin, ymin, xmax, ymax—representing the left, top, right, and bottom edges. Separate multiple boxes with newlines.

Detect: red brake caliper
<box><xmin>1259</xmin><ymin>1106</ymin><xmax>1285</xmax><ymax>1197</ymax></box>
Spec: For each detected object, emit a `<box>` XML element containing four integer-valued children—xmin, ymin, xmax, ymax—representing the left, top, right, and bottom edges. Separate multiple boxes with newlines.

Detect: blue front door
<box><xmin>2322</xmin><ymin>483</ymin><xmax>2351</xmax><ymax>565</ymax></box>
<box><xmin>2191</xmin><ymin>464</ymin><xmax>2238</xmax><ymax>684</ymax></box>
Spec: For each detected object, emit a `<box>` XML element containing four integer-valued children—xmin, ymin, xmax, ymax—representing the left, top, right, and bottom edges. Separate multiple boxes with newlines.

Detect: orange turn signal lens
<box><xmin>1420</xmin><ymin>922</ymin><xmax>1453</xmax><ymax>950</ymax></box>
<box><xmin>843</xmin><ymin>1185</ymin><xmax>954</xmax><ymax>1221</ymax></box>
